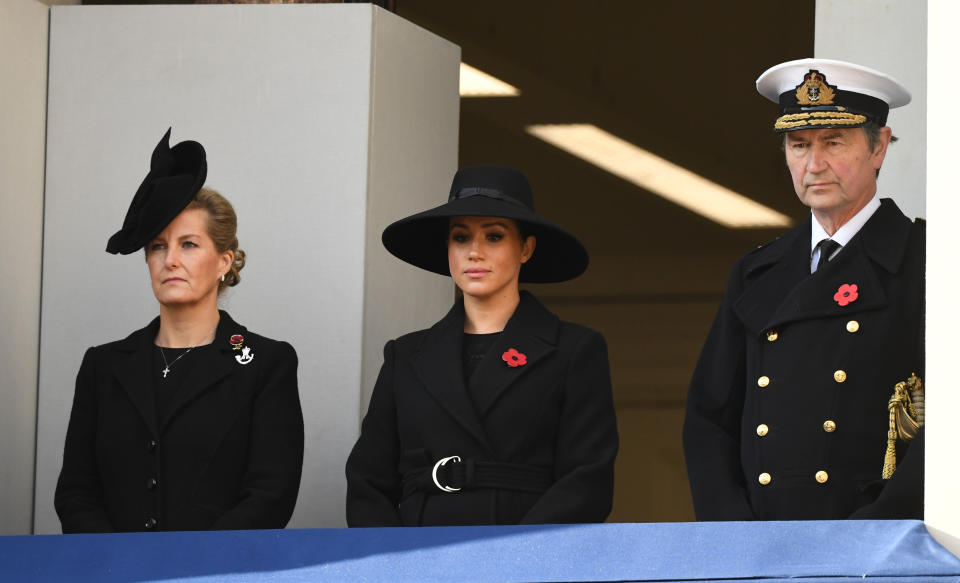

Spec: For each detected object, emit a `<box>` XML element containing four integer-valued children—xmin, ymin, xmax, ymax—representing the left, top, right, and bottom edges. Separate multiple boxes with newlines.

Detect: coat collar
<box><xmin>468</xmin><ymin>291</ymin><xmax>559</xmax><ymax>417</ymax></box>
<box><xmin>110</xmin><ymin>310</ymin><xmax>247</xmax><ymax>435</ymax></box>
<box><xmin>409</xmin><ymin>291</ymin><xmax>559</xmax><ymax>455</ymax></box>
<box><xmin>734</xmin><ymin>198</ymin><xmax>913</xmax><ymax>336</ymax></box>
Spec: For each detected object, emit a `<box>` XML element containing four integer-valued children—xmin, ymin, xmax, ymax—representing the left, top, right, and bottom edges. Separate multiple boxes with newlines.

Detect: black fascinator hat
<box><xmin>105</xmin><ymin>128</ymin><xmax>207</xmax><ymax>255</ymax></box>
<box><xmin>381</xmin><ymin>165</ymin><xmax>589</xmax><ymax>283</ymax></box>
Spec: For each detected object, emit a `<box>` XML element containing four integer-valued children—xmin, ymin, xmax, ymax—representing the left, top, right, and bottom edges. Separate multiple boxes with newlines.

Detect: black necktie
<box><xmin>816</xmin><ymin>239</ymin><xmax>841</xmax><ymax>272</ymax></box>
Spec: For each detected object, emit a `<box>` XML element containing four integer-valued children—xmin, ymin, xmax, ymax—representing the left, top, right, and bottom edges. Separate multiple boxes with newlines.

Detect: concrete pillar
<box><xmin>0</xmin><ymin>0</ymin><xmax>48</xmax><ymax>536</ymax></box>
<box><xmin>924</xmin><ymin>0</ymin><xmax>960</xmax><ymax>556</ymax></box>
<box><xmin>815</xmin><ymin>0</ymin><xmax>927</xmax><ymax>220</ymax></box>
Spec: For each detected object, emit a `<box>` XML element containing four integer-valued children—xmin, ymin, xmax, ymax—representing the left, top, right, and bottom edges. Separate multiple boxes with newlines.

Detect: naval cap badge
<box><xmin>795</xmin><ymin>69</ymin><xmax>837</xmax><ymax>106</ymax></box>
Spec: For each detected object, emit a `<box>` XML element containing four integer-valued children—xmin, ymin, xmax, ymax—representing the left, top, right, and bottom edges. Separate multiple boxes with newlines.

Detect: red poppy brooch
<box><xmin>230</xmin><ymin>334</ymin><xmax>254</xmax><ymax>365</ymax></box>
<box><xmin>501</xmin><ymin>348</ymin><xmax>527</xmax><ymax>368</ymax></box>
<box><xmin>834</xmin><ymin>284</ymin><xmax>859</xmax><ymax>306</ymax></box>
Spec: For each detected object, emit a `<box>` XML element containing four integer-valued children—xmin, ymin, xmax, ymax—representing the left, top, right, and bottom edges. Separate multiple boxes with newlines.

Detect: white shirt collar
<box><xmin>810</xmin><ymin>195</ymin><xmax>881</xmax><ymax>255</ymax></box>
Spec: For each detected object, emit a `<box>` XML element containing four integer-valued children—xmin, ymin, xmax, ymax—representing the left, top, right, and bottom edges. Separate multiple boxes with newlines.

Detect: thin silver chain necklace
<box><xmin>157</xmin><ymin>327</ymin><xmax>216</xmax><ymax>379</ymax></box>
<box><xmin>159</xmin><ymin>346</ymin><xmax>195</xmax><ymax>379</ymax></box>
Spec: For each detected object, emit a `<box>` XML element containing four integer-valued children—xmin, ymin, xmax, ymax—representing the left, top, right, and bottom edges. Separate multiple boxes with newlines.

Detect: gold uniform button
<box><xmin>766</xmin><ymin>330</ymin><xmax>779</xmax><ymax>342</ymax></box>
<box><xmin>834</xmin><ymin>370</ymin><xmax>847</xmax><ymax>383</ymax></box>
<box><xmin>759</xmin><ymin>472</ymin><xmax>771</xmax><ymax>486</ymax></box>
<box><xmin>846</xmin><ymin>320</ymin><xmax>860</xmax><ymax>333</ymax></box>
<box><xmin>756</xmin><ymin>424</ymin><xmax>769</xmax><ymax>437</ymax></box>
<box><xmin>823</xmin><ymin>420</ymin><xmax>837</xmax><ymax>433</ymax></box>
<box><xmin>815</xmin><ymin>470</ymin><xmax>829</xmax><ymax>484</ymax></box>
<box><xmin>758</xmin><ymin>376</ymin><xmax>770</xmax><ymax>388</ymax></box>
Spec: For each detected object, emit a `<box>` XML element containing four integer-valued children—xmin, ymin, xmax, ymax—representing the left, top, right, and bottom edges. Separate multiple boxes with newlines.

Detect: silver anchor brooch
<box><xmin>235</xmin><ymin>346</ymin><xmax>254</xmax><ymax>365</ymax></box>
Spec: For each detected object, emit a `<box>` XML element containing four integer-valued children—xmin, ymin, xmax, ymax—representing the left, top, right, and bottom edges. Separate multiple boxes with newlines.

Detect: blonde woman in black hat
<box><xmin>55</xmin><ymin>130</ymin><xmax>304</xmax><ymax>533</ymax></box>
<box><xmin>345</xmin><ymin>166</ymin><xmax>618</xmax><ymax>526</ymax></box>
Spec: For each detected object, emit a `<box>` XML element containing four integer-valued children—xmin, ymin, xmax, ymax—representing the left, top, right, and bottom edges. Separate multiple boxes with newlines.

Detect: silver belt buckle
<box><xmin>431</xmin><ymin>455</ymin><xmax>462</xmax><ymax>493</ymax></box>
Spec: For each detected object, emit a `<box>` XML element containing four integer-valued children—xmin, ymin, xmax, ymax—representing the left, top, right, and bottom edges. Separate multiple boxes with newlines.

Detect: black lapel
<box><xmin>470</xmin><ymin>291</ymin><xmax>559</xmax><ymax>417</ymax></box>
<box><xmin>733</xmin><ymin>217</ymin><xmax>811</xmax><ymax>336</ymax></box>
<box><xmin>734</xmin><ymin>199</ymin><xmax>913</xmax><ymax>336</ymax></box>
<box><xmin>410</xmin><ymin>300</ymin><xmax>493</xmax><ymax>454</ymax></box>
<box><xmin>160</xmin><ymin>311</ymin><xmax>241</xmax><ymax>432</ymax></box>
<box><xmin>111</xmin><ymin>318</ymin><xmax>161</xmax><ymax>437</ymax></box>
<box><xmin>858</xmin><ymin>198</ymin><xmax>914</xmax><ymax>274</ymax></box>
<box><xmin>763</xmin><ymin>237</ymin><xmax>887</xmax><ymax>329</ymax></box>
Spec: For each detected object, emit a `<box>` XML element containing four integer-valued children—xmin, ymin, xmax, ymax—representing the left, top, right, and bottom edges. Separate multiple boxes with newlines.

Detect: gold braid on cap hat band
<box><xmin>775</xmin><ymin>110</ymin><xmax>868</xmax><ymax>130</ymax></box>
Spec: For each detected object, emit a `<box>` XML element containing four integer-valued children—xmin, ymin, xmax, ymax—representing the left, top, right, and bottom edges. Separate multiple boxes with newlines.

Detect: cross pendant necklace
<box><xmin>160</xmin><ymin>346</ymin><xmax>195</xmax><ymax>379</ymax></box>
<box><xmin>157</xmin><ymin>326</ymin><xmax>216</xmax><ymax>379</ymax></box>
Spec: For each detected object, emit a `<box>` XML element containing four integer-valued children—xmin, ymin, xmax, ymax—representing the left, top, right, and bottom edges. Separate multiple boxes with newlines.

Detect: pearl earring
<box><xmin>221</xmin><ymin>274</ymin><xmax>225</xmax><ymax>282</ymax></box>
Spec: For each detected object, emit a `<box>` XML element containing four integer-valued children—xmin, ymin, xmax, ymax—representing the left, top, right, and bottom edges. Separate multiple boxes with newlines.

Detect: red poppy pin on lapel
<box><xmin>834</xmin><ymin>284</ymin><xmax>858</xmax><ymax>306</ymax></box>
<box><xmin>501</xmin><ymin>348</ymin><xmax>527</xmax><ymax>368</ymax></box>
<box><xmin>230</xmin><ymin>334</ymin><xmax>254</xmax><ymax>365</ymax></box>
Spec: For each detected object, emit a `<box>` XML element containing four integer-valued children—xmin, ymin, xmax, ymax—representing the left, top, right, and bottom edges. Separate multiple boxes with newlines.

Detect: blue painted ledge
<box><xmin>2</xmin><ymin>520</ymin><xmax>959</xmax><ymax>582</ymax></box>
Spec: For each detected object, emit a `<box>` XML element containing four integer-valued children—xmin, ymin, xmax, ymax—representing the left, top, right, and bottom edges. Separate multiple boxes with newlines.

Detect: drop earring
<box><xmin>221</xmin><ymin>274</ymin><xmax>225</xmax><ymax>282</ymax></box>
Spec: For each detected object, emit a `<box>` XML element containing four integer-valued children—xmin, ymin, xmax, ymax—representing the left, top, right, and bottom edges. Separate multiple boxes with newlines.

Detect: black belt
<box><xmin>401</xmin><ymin>456</ymin><xmax>553</xmax><ymax>498</ymax></box>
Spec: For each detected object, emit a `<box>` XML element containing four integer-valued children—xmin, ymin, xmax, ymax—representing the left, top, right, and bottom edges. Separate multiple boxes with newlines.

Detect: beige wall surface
<box><xmin>0</xmin><ymin>0</ymin><xmax>48</xmax><ymax>536</ymax></box>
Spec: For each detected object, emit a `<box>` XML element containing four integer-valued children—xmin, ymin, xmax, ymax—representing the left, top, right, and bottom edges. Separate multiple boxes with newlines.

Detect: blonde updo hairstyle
<box><xmin>186</xmin><ymin>187</ymin><xmax>246</xmax><ymax>294</ymax></box>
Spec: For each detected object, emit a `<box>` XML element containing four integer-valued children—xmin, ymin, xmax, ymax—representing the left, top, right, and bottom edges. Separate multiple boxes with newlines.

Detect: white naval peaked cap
<box><xmin>755</xmin><ymin>58</ymin><xmax>911</xmax><ymax>132</ymax></box>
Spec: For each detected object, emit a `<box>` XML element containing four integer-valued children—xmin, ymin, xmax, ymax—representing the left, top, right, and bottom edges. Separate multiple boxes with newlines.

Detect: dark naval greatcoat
<box><xmin>55</xmin><ymin>311</ymin><xmax>304</xmax><ymax>532</ymax></box>
<box><xmin>345</xmin><ymin>291</ymin><xmax>619</xmax><ymax>526</ymax></box>
<box><xmin>683</xmin><ymin>198</ymin><xmax>924</xmax><ymax>520</ymax></box>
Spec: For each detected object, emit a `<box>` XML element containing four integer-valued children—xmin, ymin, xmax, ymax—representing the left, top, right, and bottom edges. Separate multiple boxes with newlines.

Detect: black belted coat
<box><xmin>55</xmin><ymin>311</ymin><xmax>304</xmax><ymax>533</ymax></box>
<box><xmin>345</xmin><ymin>291</ymin><xmax>619</xmax><ymax>526</ymax></box>
<box><xmin>683</xmin><ymin>198</ymin><xmax>925</xmax><ymax>520</ymax></box>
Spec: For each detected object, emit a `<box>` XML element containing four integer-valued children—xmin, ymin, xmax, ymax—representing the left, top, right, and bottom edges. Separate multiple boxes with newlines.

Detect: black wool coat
<box><xmin>345</xmin><ymin>291</ymin><xmax>619</xmax><ymax>526</ymax></box>
<box><xmin>683</xmin><ymin>198</ymin><xmax>925</xmax><ymax>521</ymax></box>
<box><xmin>55</xmin><ymin>311</ymin><xmax>304</xmax><ymax>533</ymax></box>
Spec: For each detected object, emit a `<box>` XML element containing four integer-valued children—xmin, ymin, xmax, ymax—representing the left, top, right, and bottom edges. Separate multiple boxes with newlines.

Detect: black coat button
<box><xmin>147</xmin><ymin>440</ymin><xmax>157</xmax><ymax>452</ymax></box>
<box><xmin>146</xmin><ymin>477</ymin><xmax>158</xmax><ymax>490</ymax></box>
<box><xmin>145</xmin><ymin>518</ymin><xmax>158</xmax><ymax>530</ymax></box>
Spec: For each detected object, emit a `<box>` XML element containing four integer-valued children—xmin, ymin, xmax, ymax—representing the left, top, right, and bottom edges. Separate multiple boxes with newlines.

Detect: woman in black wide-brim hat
<box><xmin>54</xmin><ymin>129</ymin><xmax>304</xmax><ymax>533</ymax></box>
<box><xmin>345</xmin><ymin>165</ymin><xmax>619</xmax><ymax>526</ymax></box>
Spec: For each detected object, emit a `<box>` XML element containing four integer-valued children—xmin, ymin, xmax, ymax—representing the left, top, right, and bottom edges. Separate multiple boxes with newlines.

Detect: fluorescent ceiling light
<box><xmin>526</xmin><ymin>123</ymin><xmax>792</xmax><ymax>228</ymax></box>
<box><xmin>460</xmin><ymin>63</ymin><xmax>520</xmax><ymax>97</ymax></box>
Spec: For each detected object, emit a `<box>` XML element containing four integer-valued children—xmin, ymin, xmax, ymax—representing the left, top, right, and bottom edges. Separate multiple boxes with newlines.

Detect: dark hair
<box><xmin>186</xmin><ymin>187</ymin><xmax>246</xmax><ymax>294</ymax></box>
<box><xmin>862</xmin><ymin>122</ymin><xmax>898</xmax><ymax>177</ymax></box>
<box><xmin>446</xmin><ymin>216</ymin><xmax>533</xmax><ymax>243</ymax></box>
<box><xmin>516</xmin><ymin>220</ymin><xmax>532</xmax><ymax>242</ymax></box>
<box><xmin>861</xmin><ymin>121</ymin><xmax>899</xmax><ymax>152</ymax></box>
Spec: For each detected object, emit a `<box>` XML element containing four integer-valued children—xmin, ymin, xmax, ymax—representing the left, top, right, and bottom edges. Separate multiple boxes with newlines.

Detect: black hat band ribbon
<box><xmin>450</xmin><ymin>187</ymin><xmax>530</xmax><ymax>210</ymax></box>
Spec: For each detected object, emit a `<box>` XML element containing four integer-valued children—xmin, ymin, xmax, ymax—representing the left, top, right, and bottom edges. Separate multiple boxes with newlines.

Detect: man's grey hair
<box><xmin>862</xmin><ymin>121</ymin><xmax>899</xmax><ymax>152</ymax></box>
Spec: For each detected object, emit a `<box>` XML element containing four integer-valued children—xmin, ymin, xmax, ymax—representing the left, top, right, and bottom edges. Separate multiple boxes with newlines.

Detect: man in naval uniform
<box><xmin>683</xmin><ymin>58</ymin><xmax>925</xmax><ymax>521</ymax></box>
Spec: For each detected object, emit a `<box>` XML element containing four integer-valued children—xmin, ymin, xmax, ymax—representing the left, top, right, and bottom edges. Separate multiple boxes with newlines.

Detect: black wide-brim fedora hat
<box><xmin>382</xmin><ymin>165</ymin><xmax>589</xmax><ymax>283</ymax></box>
<box><xmin>105</xmin><ymin>128</ymin><xmax>207</xmax><ymax>255</ymax></box>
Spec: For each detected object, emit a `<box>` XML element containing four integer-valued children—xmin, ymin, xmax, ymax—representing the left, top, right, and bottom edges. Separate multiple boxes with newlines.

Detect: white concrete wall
<box><xmin>0</xmin><ymin>0</ymin><xmax>48</xmax><ymax>536</ymax></box>
<box><xmin>360</xmin><ymin>9</ymin><xmax>459</xmax><ymax>410</ymax></box>
<box><xmin>35</xmin><ymin>4</ymin><xmax>457</xmax><ymax>533</ymax></box>
<box><xmin>924</xmin><ymin>0</ymin><xmax>960</xmax><ymax>556</ymax></box>
<box><xmin>815</xmin><ymin>0</ymin><xmax>927</xmax><ymax>220</ymax></box>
